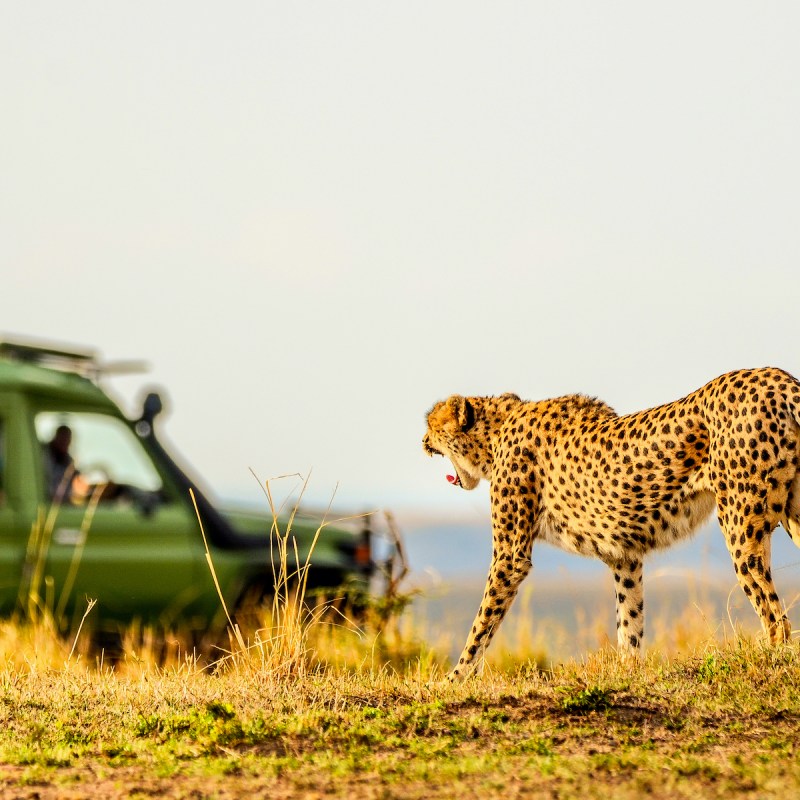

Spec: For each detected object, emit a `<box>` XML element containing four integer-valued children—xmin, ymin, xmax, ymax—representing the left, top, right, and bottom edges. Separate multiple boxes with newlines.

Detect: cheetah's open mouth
<box><xmin>447</xmin><ymin>473</ymin><xmax>462</xmax><ymax>487</ymax></box>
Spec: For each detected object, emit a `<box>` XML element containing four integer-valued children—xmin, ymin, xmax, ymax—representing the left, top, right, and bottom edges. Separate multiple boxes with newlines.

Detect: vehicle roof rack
<box><xmin>0</xmin><ymin>337</ymin><xmax>99</xmax><ymax>376</ymax></box>
<box><xmin>0</xmin><ymin>336</ymin><xmax>149</xmax><ymax>380</ymax></box>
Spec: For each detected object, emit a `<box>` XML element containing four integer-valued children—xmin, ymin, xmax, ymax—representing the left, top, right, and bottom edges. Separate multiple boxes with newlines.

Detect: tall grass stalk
<box><xmin>17</xmin><ymin>471</ymin><xmax>99</xmax><ymax>648</ymax></box>
<box><xmin>193</xmin><ymin>474</ymin><xmax>356</xmax><ymax>679</ymax></box>
<box><xmin>190</xmin><ymin>487</ymin><xmax>246</xmax><ymax>653</ymax></box>
<box><xmin>67</xmin><ymin>598</ymin><xmax>97</xmax><ymax>661</ymax></box>
<box><xmin>24</xmin><ymin>465</ymin><xmax>76</xmax><ymax>620</ymax></box>
<box><xmin>54</xmin><ymin>485</ymin><xmax>102</xmax><ymax>625</ymax></box>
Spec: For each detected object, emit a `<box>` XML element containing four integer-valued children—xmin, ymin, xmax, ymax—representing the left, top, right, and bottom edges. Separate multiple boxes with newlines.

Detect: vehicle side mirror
<box><xmin>136</xmin><ymin>391</ymin><xmax>165</xmax><ymax>437</ymax></box>
<box><xmin>141</xmin><ymin>392</ymin><xmax>163</xmax><ymax>425</ymax></box>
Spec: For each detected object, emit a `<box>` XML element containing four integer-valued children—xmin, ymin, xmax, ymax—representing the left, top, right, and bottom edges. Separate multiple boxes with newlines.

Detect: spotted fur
<box><xmin>423</xmin><ymin>368</ymin><xmax>800</xmax><ymax>679</ymax></box>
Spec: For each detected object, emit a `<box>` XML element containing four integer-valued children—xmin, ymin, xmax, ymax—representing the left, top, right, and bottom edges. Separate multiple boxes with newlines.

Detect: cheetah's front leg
<box><xmin>611</xmin><ymin>557</ymin><xmax>644</xmax><ymax>657</ymax></box>
<box><xmin>447</xmin><ymin>476</ymin><xmax>537</xmax><ymax>681</ymax></box>
<box><xmin>448</xmin><ymin>545</ymin><xmax>533</xmax><ymax>680</ymax></box>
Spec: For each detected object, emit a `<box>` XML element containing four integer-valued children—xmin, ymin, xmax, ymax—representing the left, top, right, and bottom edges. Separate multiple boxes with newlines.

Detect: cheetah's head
<box><xmin>423</xmin><ymin>395</ymin><xmax>484</xmax><ymax>491</ymax></box>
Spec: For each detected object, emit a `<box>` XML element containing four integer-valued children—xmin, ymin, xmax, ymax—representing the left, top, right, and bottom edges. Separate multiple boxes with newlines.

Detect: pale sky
<box><xmin>3</xmin><ymin>3</ymin><xmax>800</xmax><ymax>518</ymax></box>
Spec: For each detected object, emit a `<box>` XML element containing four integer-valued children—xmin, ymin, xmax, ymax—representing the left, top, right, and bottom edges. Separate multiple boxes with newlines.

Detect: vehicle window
<box><xmin>36</xmin><ymin>411</ymin><xmax>164</xmax><ymax>506</ymax></box>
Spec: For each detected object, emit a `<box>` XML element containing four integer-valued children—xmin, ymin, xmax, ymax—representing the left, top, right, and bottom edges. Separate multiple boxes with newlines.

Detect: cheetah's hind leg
<box><xmin>783</xmin><ymin>472</ymin><xmax>800</xmax><ymax>547</ymax></box>
<box><xmin>611</xmin><ymin>558</ymin><xmax>645</xmax><ymax>659</ymax></box>
<box><xmin>785</xmin><ymin>515</ymin><xmax>800</xmax><ymax>548</ymax></box>
<box><xmin>719</xmin><ymin>515</ymin><xmax>791</xmax><ymax>644</ymax></box>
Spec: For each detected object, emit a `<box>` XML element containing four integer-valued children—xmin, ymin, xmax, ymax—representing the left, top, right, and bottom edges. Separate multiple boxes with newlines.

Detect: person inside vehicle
<box><xmin>43</xmin><ymin>424</ymin><xmax>130</xmax><ymax>506</ymax></box>
<box><xmin>43</xmin><ymin>424</ymin><xmax>82</xmax><ymax>502</ymax></box>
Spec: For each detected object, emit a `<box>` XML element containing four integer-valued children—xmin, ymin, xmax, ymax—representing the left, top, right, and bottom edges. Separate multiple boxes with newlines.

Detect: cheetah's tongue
<box><xmin>447</xmin><ymin>474</ymin><xmax>462</xmax><ymax>487</ymax></box>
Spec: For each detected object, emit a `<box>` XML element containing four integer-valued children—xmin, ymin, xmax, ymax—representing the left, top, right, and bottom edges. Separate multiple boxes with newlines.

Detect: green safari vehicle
<box><xmin>0</xmin><ymin>339</ymin><xmax>374</xmax><ymax>635</ymax></box>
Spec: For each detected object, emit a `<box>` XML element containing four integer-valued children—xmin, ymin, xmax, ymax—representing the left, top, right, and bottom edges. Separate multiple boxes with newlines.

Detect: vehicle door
<box><xmin>0</xmin><ymin>398</ymin><xmax>34</xmax><ymax>614</ymax></box>
<box><xmin>29</xmin><ymin>409</ymin><xmax>202</xmax><ymax>627</ymax></box>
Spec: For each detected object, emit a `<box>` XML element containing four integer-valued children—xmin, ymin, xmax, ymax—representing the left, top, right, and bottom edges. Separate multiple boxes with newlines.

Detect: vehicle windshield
<box><xmin>36</xmin><ymin>411</ymin><xmax>164</xmax><ymax>506</ymax></box>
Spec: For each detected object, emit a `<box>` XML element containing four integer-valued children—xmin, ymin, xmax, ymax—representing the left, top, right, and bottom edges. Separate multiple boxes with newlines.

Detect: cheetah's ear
<box><xmin>447</xmin><ymin>396</ymin><xmax>476</xmax><ymax>432</ymax></box>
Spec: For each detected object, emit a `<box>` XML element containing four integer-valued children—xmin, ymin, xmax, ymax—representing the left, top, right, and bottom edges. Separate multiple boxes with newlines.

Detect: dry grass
<box><xmin>6</xmin><ymin>481</ymin><xmax>800</xmax><ymax>797</ymax></box>
<box><xmin>0</xmin><ymin>625</ymin><xmax>799</xmax><ymax>799</ymax></box>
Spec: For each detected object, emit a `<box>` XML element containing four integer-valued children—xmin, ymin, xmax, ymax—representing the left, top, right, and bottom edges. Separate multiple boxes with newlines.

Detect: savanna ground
<box><xmin>3</xmin><ymin>594</ymin><xmax>800</xmax><ymax>800</ymax></box>
<box><xmin>8</xmin><ymin>492</ymin><xmax>800</xmax><ymax>798</ymax></box>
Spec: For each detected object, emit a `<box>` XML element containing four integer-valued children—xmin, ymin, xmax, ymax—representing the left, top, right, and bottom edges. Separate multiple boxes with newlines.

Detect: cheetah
<box><xmin>422</xmin><ymin>367</ymin><xmax>800</xmax><ymax>679</ymax></box>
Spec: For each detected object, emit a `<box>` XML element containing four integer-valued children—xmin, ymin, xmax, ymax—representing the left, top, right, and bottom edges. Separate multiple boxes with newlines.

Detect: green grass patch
<box><xmin>0</xmin><ymin>638</ymin><xmax>797</xmax><ymax>797</ymax></box>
